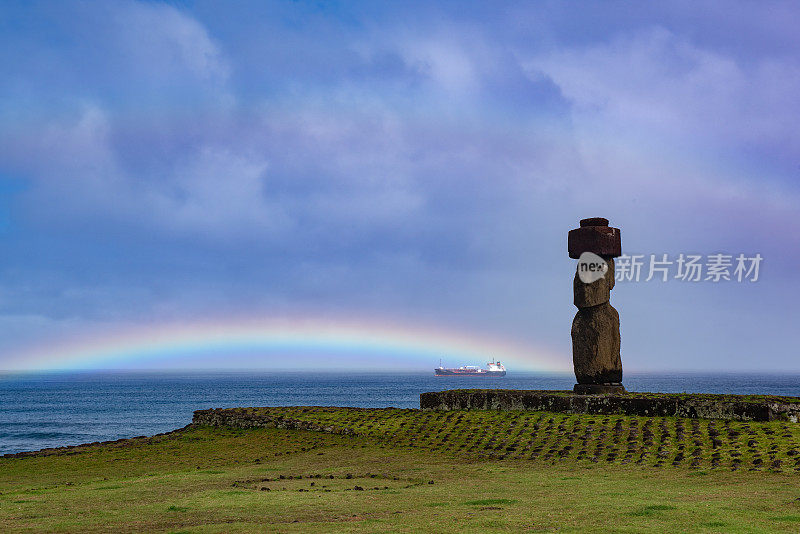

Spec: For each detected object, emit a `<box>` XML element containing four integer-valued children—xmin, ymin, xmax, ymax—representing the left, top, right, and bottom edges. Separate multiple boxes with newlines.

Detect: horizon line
<box><xmin>2</xmin><ymin>367</ymin><xmax>799</xmax><ymax>374</ymax></box>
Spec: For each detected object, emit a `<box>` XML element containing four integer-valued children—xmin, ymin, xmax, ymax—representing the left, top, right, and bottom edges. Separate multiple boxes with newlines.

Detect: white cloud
<box><xmin>149</xmin><ymin>147</ymin><xmax>287</xmax><ymax>239</ymax></box>
<box><xmin>39</xmin><ymin>106</ymin><xmax>124</xmax><ymax>208</ymax></box>
<box><xmin>0</xmin><ymin>2</ymin><xmax>279</xmax><ymax>240</ymax></box>
<box><xmin>113</xmin><ymin>1</ymin><xmax>230</xmax><ymax>88</ymax></box>
<box><xmin>402</xmin><ymin>38</ymin><xmax>479</xmax><ymax>95</ymax></box>
<box><xmin>524</xmin><ymin>27</ymin><xmax>800</xmax><ymax>210</ymax></box>
<box><xmin>25</xmin><ymin>106</ymin><xmax>293</xmax><ymax>240</ymax></box>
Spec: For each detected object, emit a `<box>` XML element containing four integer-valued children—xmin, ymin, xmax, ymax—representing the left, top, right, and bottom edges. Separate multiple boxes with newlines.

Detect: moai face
<box><xmin>574</xmin><ymin>256</ymin><xmax>615</xmax><ymax>308</ymax></box>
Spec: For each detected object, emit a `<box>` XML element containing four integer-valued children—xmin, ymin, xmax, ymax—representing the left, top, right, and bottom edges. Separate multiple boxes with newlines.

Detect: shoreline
<box><xmin>8</xmin><ymin>387</ymin><xmax>800</xmax><ymax>457</ymax></box>
<box><xmin>1</xmin><ymin>424</ymin><xmax>195</xmax><ymax>459</ymax></box>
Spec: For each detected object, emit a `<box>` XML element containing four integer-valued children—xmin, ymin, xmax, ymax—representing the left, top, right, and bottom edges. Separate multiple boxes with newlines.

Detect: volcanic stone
<box><xmin>568</xmin><ymin>225</ymin><xmax>621</xmax><ymax>259</ymax></box>
<box><xmin>580</xmin><ymin>217</ymin><xmax>609</xmax><ymax>227</ymax></box>
<box><xmin>574</xmin><ymin>257</ymin><xmax>615</xmax><ymax>308</ymax></box>
<box><xmin>573</xmin><ymin>383</ymin><xmax>626</xmax><ymax>394</ymax></box>
<box><xmin>571</xmin><ymin>302</ymin><xmax>622</xmax><ymax>384</ymax></box>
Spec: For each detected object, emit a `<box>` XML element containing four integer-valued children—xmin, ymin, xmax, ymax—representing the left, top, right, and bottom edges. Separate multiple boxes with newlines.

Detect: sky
<box><xmin>0</xmin><ymin>0</ymin><xmax>798</xmax><ymax>372</ymax></box>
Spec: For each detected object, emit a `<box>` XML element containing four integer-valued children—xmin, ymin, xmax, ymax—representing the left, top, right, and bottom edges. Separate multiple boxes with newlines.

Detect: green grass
<box><xmin>772</xmin><ymin>515</ymin><xmax>800</xmax><ymax>522</ymax></box>
<box><xmin>628</xmin><ymin>504</ymin><xmax>678</xmax><ymax>516</ymax></box>
<box><xmin>199</xmin><ymin>406</ymin><xmax>800</xmax><ymax>471</ymax></box>
<box><xmin>2</xmin><ymin>409</ymin><xmax>800</xmax><ymax>532</ymax></box>
<box><xmin>463</xmin><ymin>498</ymin><xmax>517</xmax><ymax>506</ymax></box>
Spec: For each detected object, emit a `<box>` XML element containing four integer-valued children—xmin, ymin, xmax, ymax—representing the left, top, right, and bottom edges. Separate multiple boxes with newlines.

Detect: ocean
<box><xmin>2</xmin><ymin>370</ymin><xmax>799</xmax><ymax>455</ymax></box>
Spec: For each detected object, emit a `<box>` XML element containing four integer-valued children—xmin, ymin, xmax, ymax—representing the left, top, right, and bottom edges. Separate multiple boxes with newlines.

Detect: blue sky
<box><xmin>0</xmin><ymin>0</ymin><xmax>799</xmax><ymax>371</ymax></box>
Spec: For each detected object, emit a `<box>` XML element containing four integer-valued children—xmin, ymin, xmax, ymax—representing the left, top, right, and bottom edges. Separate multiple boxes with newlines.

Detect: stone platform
<box><xmin>419</xmin><ymin>389</ymin><xmax>800</xmax><ymax>422</ymax></box>
<box><xmin>573</xmin><ymin>383</ymin><xmax>626</xmax><ymax>395</ymax></box>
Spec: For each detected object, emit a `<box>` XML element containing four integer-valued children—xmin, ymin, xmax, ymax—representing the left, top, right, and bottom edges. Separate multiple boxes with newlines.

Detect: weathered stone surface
<box><xmin>568</xmin><ymin>225</ymin><xmax>621</xmax><ymax>259</ymax></box>
<box><xmin>573</xmin><ymin>384</ymin><xmax>626</xmax><ymax>395</ymax></box>
<box><xmin>580</xmin><ymin>217</ymin><xmax>609</xmax><ymax>227</ymax></box>
<box><xmin>574</xmin><ymin>257</ymin><xmax>615</xmax><ymax>308</ymax></box>
<box><xmin>571</xmin><ymin>302</ymin><xmax>622</xmax><ymax>384</ymax></box>
<box><xmin>191</xmin><ymin>408</ymin><xmax>356</xmax><ymax>435</ymax></box>
<box><xmin>419</xmin><ymin>390</ymin><xmax>800</xmax><ymax>422</ymax></box>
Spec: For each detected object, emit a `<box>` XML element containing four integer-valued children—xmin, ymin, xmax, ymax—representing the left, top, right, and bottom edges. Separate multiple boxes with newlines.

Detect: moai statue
<box><xmin>568</xmin><ymin>217</ymin><xmax>625</xmax><ymax>394</ymax></box>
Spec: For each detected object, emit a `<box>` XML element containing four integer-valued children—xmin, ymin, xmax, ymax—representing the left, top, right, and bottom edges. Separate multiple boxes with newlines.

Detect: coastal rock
<box><xmin>571</xmin><ymin>302</ymin><xmax>622</xmax><ymax>384</ymax></box>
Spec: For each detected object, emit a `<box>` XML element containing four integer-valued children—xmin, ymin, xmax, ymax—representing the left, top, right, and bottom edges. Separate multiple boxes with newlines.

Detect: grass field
<box><xmin>2</xmin><ymin>408</ymin><xmax>800</xmax><ymax>532</ymax></box>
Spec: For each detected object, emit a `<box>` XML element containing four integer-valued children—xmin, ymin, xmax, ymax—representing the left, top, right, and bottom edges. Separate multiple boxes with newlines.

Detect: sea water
<box><xmin>1</xmin><ymin>370</ymin><xmax>799</xmax><ymax>455</ymax></box>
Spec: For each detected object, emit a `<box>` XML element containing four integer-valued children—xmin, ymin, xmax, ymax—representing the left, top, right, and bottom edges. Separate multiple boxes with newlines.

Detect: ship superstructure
<box><xmin>434</xmin><ymin>360</ymin><xmax>506</xmax><ymax>376</ymax></box>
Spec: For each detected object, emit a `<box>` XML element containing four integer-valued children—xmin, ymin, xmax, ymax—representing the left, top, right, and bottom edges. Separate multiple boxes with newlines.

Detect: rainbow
<box><xmin>3</xmin><ymin>317</ymin><xmax>568</xmax><ymax>372</ymax></box>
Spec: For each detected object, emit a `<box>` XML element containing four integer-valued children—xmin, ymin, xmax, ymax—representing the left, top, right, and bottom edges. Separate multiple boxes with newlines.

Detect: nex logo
<box><xmin>577</xmin><ymin>251</ymin><xmax>608</xmax><ymax>284</ymax></box>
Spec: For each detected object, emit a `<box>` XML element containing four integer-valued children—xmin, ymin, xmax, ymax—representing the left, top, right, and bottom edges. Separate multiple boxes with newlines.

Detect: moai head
<box><xmin>569</xmin><ymin>218</ymin><xmax>622</xmax><ymax>308</ymax></box>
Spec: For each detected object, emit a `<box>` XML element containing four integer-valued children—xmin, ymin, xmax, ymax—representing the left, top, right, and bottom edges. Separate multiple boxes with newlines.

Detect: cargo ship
<box><xmin>434</xmin><ymin>360</ymin><xmax>506</xmax><ymax>376</ymax></box>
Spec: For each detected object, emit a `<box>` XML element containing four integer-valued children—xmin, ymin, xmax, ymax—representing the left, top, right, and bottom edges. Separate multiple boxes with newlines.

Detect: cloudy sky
<box><xmin>1</xmin><ymin>0</ymin><xmax>798</xmax><ymax>371</ymax></box>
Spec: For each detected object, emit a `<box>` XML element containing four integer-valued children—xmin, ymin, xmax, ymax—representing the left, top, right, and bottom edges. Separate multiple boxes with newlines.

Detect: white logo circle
<box><xmin>577</xmin><ymin>251</ymin><xmax>608</xmax><ymax>284</ymax></box>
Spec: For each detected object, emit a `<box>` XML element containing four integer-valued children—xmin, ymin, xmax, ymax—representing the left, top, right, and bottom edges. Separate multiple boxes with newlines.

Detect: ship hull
<box><xmin>434</xmin><ymin>369</ymin><xmax>506</xmax><ymax>376</ymax></box>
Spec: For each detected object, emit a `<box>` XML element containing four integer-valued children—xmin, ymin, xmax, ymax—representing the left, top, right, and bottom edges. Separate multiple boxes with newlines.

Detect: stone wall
<box><xmin>420</xmin><ymin>389</ymin><xmax>800</xmax><ymax>422</ymax></box>
<box><xmin>192</xmin><ymin>407</ymin><xmax>356</xmax><ymax>435</ymax></box>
